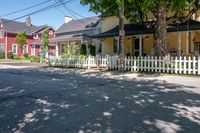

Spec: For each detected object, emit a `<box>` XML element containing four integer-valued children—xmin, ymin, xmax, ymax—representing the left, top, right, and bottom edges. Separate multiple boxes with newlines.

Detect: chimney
<box><xmin>26</xmin><ymin>16</ymin><xmax>32</xmax><ymax>27</ymax></box>
<box><xmin>65</xmin><ymin>16</ymin><xmax>72</xmax><ymax>23</ymax></box>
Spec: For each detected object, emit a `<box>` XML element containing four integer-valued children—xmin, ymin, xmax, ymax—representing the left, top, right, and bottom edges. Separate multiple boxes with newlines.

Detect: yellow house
<box><xmin>93</xmin><ymin>13</ymin><xmax>200</xmax><ymax>56</ymax></box>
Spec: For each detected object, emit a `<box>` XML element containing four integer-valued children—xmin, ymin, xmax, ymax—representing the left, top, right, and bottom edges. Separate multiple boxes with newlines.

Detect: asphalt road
<box><xmin>0</xmin><ymin>66</ymin><xmax>200</xmax><ymax>133</ymax></box>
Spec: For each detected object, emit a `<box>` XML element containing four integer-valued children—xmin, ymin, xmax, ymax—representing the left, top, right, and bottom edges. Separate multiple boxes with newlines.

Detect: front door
<box><xmin>133</xmin><ymin>38</ymin><xmax>143</xmax><ymax>56</ymax></box>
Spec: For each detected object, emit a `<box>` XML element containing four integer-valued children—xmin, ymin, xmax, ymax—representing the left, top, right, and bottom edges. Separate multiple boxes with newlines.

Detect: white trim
<box><xmin>12</xmin><ymin>44</ymin><xmax>18</xmax><ymax>55</ymax></box>
<box><xmin>23</xmin><ymin>45</ymin><xmax>28</xmax><ymax>54</ymax></box>
<box><xmin>31</xmin><ymin>45</ymin><xmax>35</xmax><ymax>55</ymax></box>
<box><xmin>0</xmin><ymin>30</ymin><xmax>4</xmax><ymax>38</ymax></box>
<box><xmin>0</xmin><ymin>43</ymin><xmax>4</xmax><ymax>50</ymax></box>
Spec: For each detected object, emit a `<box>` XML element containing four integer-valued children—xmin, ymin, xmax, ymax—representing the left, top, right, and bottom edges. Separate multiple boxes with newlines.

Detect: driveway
<box><xmin>0</xmin><ymin>65</ymin><xmax>200</xmax><ymax>133</ymax></box>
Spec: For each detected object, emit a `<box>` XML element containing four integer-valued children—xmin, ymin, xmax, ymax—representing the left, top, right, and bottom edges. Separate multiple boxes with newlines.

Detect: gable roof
<box><xmin>56</xmin><ymin>16</ymin><xmax>100</xmax><ymax>34</ymax></box>
<box><xmin>0</xmin><ymin>18</ymin><xmax>50</xmax><ymax>35</ymax></box>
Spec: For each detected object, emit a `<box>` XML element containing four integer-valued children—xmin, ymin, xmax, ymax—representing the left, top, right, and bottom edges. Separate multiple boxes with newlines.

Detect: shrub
<box><xmin>62</xmin><ymin>54</ymin><xmax>70</xmax><ymax>58</ymax></box>
<box><xmin>29</xmin><ymin>55</ymin><xmax>39</xmax><ymax>62</ymax></box>
<box><xmin>89</xmin><ymin>45</ymin><xmax>96</xmax><ymax>56</ymax></box>
<box><xmin>7</xmin><ymin>51</ymin><xmax>14</xmax><ymax>59</ymax></box>
<box><xmin>0</xmin><ymin>49</ymin><xmax>5</xmax><ymax>59</ymax></box>
<box><xmin>14</xmin><ymin>56</ymin><xmax>20</xmax><ymax>60</ymax></box>
<box><xmin>23</xmin><ymin>53</ymin><xmax>29</xmax><ymax>59</ymax></box>
<box><xmin>80</xmin><ymin>44</ymin><xmax>87</xmax><ymax>55</ymax></box>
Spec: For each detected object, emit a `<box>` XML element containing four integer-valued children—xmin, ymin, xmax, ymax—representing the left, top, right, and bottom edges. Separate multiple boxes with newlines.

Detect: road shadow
<box><xmin>0</xmin><ymin>68</ymin><xmax>200</xmax><ymax>133</ymax></box>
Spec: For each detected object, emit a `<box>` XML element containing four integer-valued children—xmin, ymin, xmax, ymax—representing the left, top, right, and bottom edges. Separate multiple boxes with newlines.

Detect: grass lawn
<box><xmin>0</xmin><ymin>59</ymin><xmax>30</xmax><ymax>62</ymax></box>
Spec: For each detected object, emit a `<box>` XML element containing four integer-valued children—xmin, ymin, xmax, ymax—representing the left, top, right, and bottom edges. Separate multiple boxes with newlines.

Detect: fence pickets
<box><xmin>49</xmin><ymin>56</ymin><xmax>200</xmax><ymax>75</ymax></box>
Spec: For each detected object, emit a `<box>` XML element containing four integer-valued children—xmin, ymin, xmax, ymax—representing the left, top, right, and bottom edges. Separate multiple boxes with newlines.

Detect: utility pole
<box><xmin>118</xmin><ymin>0</ymin><xmax>125</xmax><ymax>71</ymax></box>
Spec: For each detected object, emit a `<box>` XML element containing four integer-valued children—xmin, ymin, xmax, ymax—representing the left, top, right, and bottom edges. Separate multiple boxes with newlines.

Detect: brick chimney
<box><xmin>26</xmin><ymin>16</ymin><xmax>32</xmax><ymax>27</ymax></box>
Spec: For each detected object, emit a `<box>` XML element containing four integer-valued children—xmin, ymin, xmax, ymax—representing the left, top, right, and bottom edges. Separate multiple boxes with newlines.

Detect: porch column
<box><xmin>178</xmin><ymin>32</ymin><xmax>181</xmax><ymax>56</ymax></box>
<box><xmin>55</xmin><ymin>42</ymin><xmax>59</xmax><ymax>57</ymax></box>
<box><xmin>139</xmin><ymin>36</ymin><xmax>142</xmax><ymax>57</ymax></box>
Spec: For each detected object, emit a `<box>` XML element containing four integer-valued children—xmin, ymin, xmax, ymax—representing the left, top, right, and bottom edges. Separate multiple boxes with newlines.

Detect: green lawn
<box><xmin>0</xmin><ymin>59</ymin><xmax>30</xmax><ymax>62</ymax></box>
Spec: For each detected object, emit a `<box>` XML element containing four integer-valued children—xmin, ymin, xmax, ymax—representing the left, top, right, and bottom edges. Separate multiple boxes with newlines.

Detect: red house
<box><xmin>0</xmin><ymin>17</ymin><xmax>56</xmax><ymax>58</ymax></box>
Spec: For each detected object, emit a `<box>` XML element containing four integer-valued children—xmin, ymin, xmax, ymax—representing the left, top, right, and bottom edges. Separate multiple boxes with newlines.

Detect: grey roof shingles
<box><xmin>56</xmin><ymin>16</ymin><xmax>100</xmax><ymax>34</ymax></box>
<box><xmin>0</xmin><ymin>18</ymin><xmax>47</xmax><ymax>35</ymax></box>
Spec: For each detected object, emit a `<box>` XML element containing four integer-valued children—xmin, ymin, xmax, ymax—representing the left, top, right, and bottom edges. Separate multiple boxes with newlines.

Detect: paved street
<box><xmin>0</xmin><ymin>65</ymin><xmax>200</xmax><ymax>133</ymax></box>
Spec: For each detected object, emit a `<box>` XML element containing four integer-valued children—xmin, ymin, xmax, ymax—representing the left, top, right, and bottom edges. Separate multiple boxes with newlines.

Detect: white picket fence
<box><xmin>49</xmin><ymin>56</ymin><xmax>200</xmax><ymax>75</ymax></box>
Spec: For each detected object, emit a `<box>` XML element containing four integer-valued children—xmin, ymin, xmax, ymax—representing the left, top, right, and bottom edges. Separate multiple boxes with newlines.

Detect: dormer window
<box><xmin>49</xmin><ymin>31</ymin><xmax>53</xmax><ymax>35</ymax></box>
<box><xmin>33</xmin><ymin>33</ymin><xmax>38</xmax><ymax>39</ymax></box>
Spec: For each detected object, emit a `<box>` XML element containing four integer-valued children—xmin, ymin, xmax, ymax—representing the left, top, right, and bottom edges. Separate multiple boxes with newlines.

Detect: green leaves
<box><xmin>16</xmin><ymin>31</ymin><xmax>27</xmax><ymax>49</ymax></box>
<box><xmin>41</xmin><ymin>28</ymin><xmax>49</xmax><ymax>53</ymax></box>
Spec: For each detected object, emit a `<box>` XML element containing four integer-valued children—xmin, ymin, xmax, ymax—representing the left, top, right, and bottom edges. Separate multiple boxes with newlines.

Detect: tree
<box><xmin>16</xmin><ymin>31</ymin><xmax>27</xmax><ymax>55</ymax></box>
<box><xmin>81</xmin><ymin>0</ymin><xmax>200</xmax><ymax>56</ymax></box>
<box><xmin>41</xmin><ymin>28</ymin><xmax>49</xmax><ymax>63</ymax></box>
<box><xmin>80</xmin><ymin>44</ymin><xmax>87</xmax><ymax>55</ymax></box>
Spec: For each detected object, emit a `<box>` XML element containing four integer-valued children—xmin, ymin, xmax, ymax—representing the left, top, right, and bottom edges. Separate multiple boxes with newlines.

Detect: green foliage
<box><xmin>0</xmin><ymin>49</ymin><xmax>5</xmax><ymax>59</ymax></box>
<box><xmin>63</xmin><ymin>43</ymin><xmax>79</xmax><ymax>55</ymax></box>
<box><xmin>80</xmin><ymin>44</ymin><xmax>87</xmax><ymax>55</ymax></box>
<box><xmin>7</xmin><ymin>51</ymin><xmax>14</xmax><ymax>59</ymax></box>
<box><xmin>41</xmin><ymin>28</ymin><xmax>49</xmax><ymax>53</ymax></box>
<box><xmin>23</xmin><ymin>53</ymin><xmax>29</xmax><ymax>59</ymax></box>
<box><xmin>29</xmin><ymin>55</ymin><xmax>40</xmax><ymax>62</ymax></box>
<box><xmin>89</xmin><ymin>45</ymin><xmax>96</xmax><ymax>56</ymax></box>
<box><xmin>13</xmin><ymin>56</ymin><xmax>20</xmax><ymax>60</ymax></box>
<box><xmin>16</xmin><ymin>32</ymin><xmax>27</xmax><ymax>50</ymax></box>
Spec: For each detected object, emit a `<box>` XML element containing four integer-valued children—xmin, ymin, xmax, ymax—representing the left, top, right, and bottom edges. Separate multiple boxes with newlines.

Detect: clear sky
<box><xmin>0</xmin><ymin>0</ymin><xmax>97</xmax><ymax>29</ymax></box>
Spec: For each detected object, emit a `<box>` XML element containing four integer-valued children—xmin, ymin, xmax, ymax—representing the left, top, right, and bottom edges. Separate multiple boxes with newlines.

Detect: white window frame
<box><xmin>0</xmin><ymin>30</ymin><xmax>4</xmax><ymax>38</ymax></box>
<box><xmin>23</xmin><ymin>45</ymin><xmax>28</xmax><ymax>54</ymax></box>
<box><xmin>49</xmin><ymin>30</ymin><xmax>53</xmax><ymax>35</ymax></box>
<box><xmin>0</xmin><ymin>43</ymin><xmax>4</xmax><ymax>50</ymax></box>
<box><xmin>33</xmin><ymin>33</ymin><xmax>39</xmax><ymax>39</ymax></box>
<box><xmin>12</xmin><ymin>44</ymin><xmax>18</xmax><ymax>55</ymax></box>
<box><xmin>31</xmin><ymin>45</ymin><xmax>35</xmax><ymax>55</ymax></box>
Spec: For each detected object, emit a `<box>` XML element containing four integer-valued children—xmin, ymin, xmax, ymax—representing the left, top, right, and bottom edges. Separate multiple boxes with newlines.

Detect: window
<box><xmin>113</xmin><ymin>38</ymin><xmax>119</xmax><ymax>54</ymax></box>
<box><xmin>23</xmin><ymin>45</ymin><xmax>28</xmax><ymax>54</ymax></box>
<box><xmin>0</xmin><ymin>44</ymin><xmax>4</xmax><ymax>50</ymax></box>
<box><xmin>12</xmin><ymin>44</ymin><xmax>18</xmax><ymax>54</ymax></box>
<box><xmin>0</xmin><ymin>30</ymin><xmax>4</xmax><ymax>38</ymax></box>
<box><xmin>49</xmin><ymin>31</ymin><xmax>53</xmax><ymax>35</ymax></box>
<box><xmin>33</xmin><ymin>33</ymin><xmax>38</xmax><ymax>39</ymax></box>
<box><xmin>31</xmin><ymin>45</ymin><xmax>35</xmax><ymax>55</ymax></box>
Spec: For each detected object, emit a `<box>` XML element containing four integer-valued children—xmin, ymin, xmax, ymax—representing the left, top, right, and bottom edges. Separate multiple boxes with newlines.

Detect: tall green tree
<box><xmin>81</xmin><ymin>0</ymin><xmax>200</xmax><ymax>56</ymax></box>
<box><xmin>41</xmin><ymin>28</ymin><xmax>49</xmax><ymax>62</ymax></box>
<box><xmin>16</xmin><ymin>31</ymin><xmax>27</xmax><ymax>55</ymax></box>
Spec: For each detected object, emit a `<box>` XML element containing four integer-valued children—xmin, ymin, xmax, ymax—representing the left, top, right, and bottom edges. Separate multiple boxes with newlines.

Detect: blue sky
<box><xmin>0</xmin><ymin>0</ymin><xmax>97</xmax><ymax>29</ymax></box>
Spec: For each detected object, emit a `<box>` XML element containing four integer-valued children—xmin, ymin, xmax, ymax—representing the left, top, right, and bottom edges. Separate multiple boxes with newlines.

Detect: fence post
<box><xmin>151</xmin><ymin>56</ymin><xmax>154</xmax><ymax>72</ymax></box>
<box><xmin>188</xmin><ymin>56</ymin><xmax>191</xmax><ymax>74</ymax></box>
<box><xmin>144</xmin><ymin>56</ymin><xmax>147</xmax><ymax>72</ymax></box>
<box><xmin>179</xmin><ymin>56</ymin><xmax>182</xmax><ymax>74</ymax></box>
<box><xmin>175</xmin><ymin>56</ymin><xmax>178</xmax><ymax>74</ymax></box>
<box><xmin>88</xmin><ymin>56</ymin><xmax>91</xmax><ymax>69</ymax></box>
<box><xmin>159</xmin><ymin>56</ymin><xmax>161</xmax><ymax>73</ymax></box>
<box><xmin>183</xmin><ymin>56</ymin><xmax>186</xmax><ymax>74</ymax></box>
<box><xmin>198</xmin><ymin>56</ymin><xmax>200</xmax><ymax>75</ymax></box>
<box><xmin>193</xmin><ymin>56</ymin><xmax>196</xmax><ymax>75</ymax></box>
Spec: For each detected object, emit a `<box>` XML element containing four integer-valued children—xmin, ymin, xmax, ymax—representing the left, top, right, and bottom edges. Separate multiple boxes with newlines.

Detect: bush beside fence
<box><xmin>49</xmin><ymin>56</ymin><xmax>200</xmax><ymax>75</ymax></box>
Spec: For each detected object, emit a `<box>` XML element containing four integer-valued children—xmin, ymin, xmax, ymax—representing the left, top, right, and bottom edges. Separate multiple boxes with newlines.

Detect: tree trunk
<box><xmin>154</xmin><ymin>1</ymin><xmax>168</xmax><ymax>57</ymax></box>
<box><xmin>118</xmin><ymin>0</ymin><xmax>125</xmax><ymax>71</ymax></box>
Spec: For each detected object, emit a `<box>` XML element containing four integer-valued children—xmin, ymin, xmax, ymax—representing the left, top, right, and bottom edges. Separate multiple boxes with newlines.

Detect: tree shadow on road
<box><xmin>0</xmin><ymin>68</ymin><xmax>200</xmax><ymax>133</ymax></box>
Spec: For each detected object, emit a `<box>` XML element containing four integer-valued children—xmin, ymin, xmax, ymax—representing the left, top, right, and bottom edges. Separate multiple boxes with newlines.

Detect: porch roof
<box><xmin>92</xmin><ymin>19</ymin><xmax>200</xmax><ymax>38</ymax></box>
<box><xmin>49</xmin><ymin>33</ymin><xmax>91</xmax><ymax>43</ymax></box>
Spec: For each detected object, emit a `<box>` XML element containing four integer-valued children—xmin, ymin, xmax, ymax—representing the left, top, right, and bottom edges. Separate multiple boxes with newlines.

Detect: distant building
<box><xmin>50</xmin><ymin>16</ymin><xmax>101</xmax><ymax>57</ymax></box>
<box><xmin>0</xmin><ymin>17</ymin><xmax>55</xmax><ymax>58</ymax></box>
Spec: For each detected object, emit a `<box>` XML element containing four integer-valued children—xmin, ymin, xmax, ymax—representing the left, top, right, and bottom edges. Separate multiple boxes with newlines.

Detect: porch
<box><xmin>49</xmin><ymin>34</ymin><xmax>92</xmax><ymax>57</ymax></box>
<box><xmin>93</xmin><ymin>19</ymin><xmax>200</xmax><ymax>57</ymax></box>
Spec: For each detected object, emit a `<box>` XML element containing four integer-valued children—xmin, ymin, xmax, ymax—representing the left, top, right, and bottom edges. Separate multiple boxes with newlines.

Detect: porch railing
<box><xmin>49</xmin><ymin>56</ymin><xmax>200</xmax><ymax>75</ymax></box>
